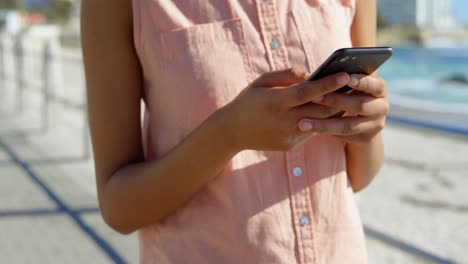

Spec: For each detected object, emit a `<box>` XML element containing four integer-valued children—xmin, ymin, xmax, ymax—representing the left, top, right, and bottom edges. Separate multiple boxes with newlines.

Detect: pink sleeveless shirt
<box><xmin>132</xmin><ymin>0</ymin><xmax>367</xmax><ymax>263</ymax></box>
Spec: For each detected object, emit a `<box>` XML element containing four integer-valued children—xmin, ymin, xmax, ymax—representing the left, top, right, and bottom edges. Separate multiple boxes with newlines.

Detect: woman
<box><xmin>81</xmin><ymin>0</ymin><xmax>388</xmax><ymax>263</ymax></box>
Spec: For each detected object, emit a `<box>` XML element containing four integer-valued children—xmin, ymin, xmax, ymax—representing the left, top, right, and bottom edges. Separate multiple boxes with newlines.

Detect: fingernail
<box><xmin>311</xmin><ymin>95</ymin><xmax>323</xmax><ymax>103</ymax></box>
<box><xmin>349</xmin><ymin>77</ymin><xmax>359</xmax><ymax>86</ymax></box>
<box><xmin>300</xmin><ymin>120</ymin><xmax>313</xmax><ymax>131</ymax></box>
<box><xmin>336</xmin><ymin>74</ymin><xmax>349</xmax><ymax>86</ymax></box>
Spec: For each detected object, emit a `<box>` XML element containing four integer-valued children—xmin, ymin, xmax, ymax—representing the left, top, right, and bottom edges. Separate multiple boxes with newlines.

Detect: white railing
<box><xmin>0</xmin><ymin>33</ymin><xmax>89</xmax><ymax>159</ymax></box>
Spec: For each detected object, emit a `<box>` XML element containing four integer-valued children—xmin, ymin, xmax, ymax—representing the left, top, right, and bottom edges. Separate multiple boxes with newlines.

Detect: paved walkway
<box><xmin>0</xmin><ymin>109</ymin><xmax>138</xmax><ymax>263</ymax></box>
<box><xmin>359</xmin><ymin>124</ymin><xmax>468</xmax><ymax>264</ymax></box>
<box><xmin>2</xmin><ymin>105</ymin><xmax>466</xmax><ymax>263</ymax></box>
<box><xmin>1</xmin><ymin>45</ymin><xmax>466</xmax><ymax>263</ymax></box>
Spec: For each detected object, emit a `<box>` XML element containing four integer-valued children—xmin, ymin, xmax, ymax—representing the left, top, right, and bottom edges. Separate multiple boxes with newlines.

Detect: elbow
<box><xmin>106</xmin><ymin>219</ymin><xmax>135</xmax><ymax>235</ymax></box>
<box><xmin>100</xmin><ymin>205</ymin><xmax>136</xmax><ymax>235</ymax></box>
<box><xmin>351</xmin><ymin>181</ymin><xmax>371</xmax><ymax>193</ymax></box>
<box><xmin>97</xmin><ymin>171</ymin><xmax>141</xmax><ymax>234</ymax></box>
<box><xmin>348</xmin><ymin>164</ymin><xmax>383</xmax><ymax>193</ymax></box>
<box><xmin>99</xmin><ymin>197</ymin><xmax>137</xmax><ymax>235</ymax></box>
<box><xmin>349</xmin><ymin>170</ymin><xmax>380</xmax><ymax>193</ymax></box>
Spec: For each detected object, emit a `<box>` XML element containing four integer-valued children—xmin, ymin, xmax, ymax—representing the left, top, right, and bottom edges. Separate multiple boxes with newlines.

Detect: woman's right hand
<box><xmin>222</xmin><ymin>68</ymin><xmax>351</xmax><ymax>151</ymax></box>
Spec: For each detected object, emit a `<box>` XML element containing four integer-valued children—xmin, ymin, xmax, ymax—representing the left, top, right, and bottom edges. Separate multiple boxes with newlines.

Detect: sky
<box><xmin>452</xmin><ymin>0</ymin><xmax>468</xmax><ymax>25</ymax></box>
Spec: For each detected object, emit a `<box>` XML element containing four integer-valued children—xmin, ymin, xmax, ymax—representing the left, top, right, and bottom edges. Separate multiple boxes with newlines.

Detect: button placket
<box><xmin>256</xmin><ymin>0</ymin><xmax>315</xmax><ymax>262</ymax></box>
<box><xmin>255</xmin><ymin>0</ymin><xmax>289</xmax><ymax>71</ymax></box>
<box><xmin>300</xmin><ymin>215</ymin><xmax>310</xmax><ymax>226</ymax></box>
<box><xmin>270</xmin><ymin>38</ymin><xmax>280</xmax><ymax>49</ymax></box>
<box><xmin>286</xmin><ymin>144</ymin><xmax>317</xmax><ymax>264</ymax></box>
<box><xmin>293</xmin><ymin>166</ymin><xmax>302</xmax><ymax>177</ymax></box>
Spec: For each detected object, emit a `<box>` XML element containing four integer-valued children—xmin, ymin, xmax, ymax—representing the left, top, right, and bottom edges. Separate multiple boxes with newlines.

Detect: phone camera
<box><xmin>339</xmin><ymin>56</ymin><xmax>350</xmax><ymax>62</ymax></box>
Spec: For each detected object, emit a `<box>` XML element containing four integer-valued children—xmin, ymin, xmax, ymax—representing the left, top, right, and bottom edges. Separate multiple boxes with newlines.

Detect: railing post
<box><xmin>41</xmin><ymin>39</ymin><xmax>59</xmax><ymax>132</ymax></box>
<box><xmin>0</xmin><ymin>35</ymin><xmax>5</xmax><ymax>104</ymax></box>
<box><xmin>82</xmin><ymin>106</ymin><xmax>90</xmax><ymax>159</ymax></box>
<box><xmin>0</xmin><ymin>35</ymin><xmax>15</xmax><ymax>112</ymax></box>
<box><xmin>79</xmin><ymin>62</ymin><xmax>90</xmax><ymax>159</ymax></box>
<box><xmin>0</xmin><ymin>35</ymin><xmax>4</xmax><ymax>80</ymax></box>
<box><xmin>14</xmin><ymin>35</ymin><xmax>25</xmax><ymax>113</ymax></box>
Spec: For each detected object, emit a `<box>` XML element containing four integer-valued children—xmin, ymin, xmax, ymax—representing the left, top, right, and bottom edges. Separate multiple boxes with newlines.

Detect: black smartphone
<box><xmin>308</xmin><ymin>47</ymin><xmax>393</xmax><ymax>93</ymax></box>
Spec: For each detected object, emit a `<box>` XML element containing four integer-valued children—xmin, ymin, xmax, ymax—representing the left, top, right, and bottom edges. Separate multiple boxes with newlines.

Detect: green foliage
<box><xmin>377</xmin><ymin>26</ymin><xmax>423</xmax><ymax>46</ymax></box>
<box><xmin>28</xmin><ymin>0</ymin><xmax>74</xmax><ymax>24</ymax></box>
<box><xmin>377</xmin><ymin>12</ymin><xmax>388</xmax><ymax>29</ymax></box>
<box><xmin>48</xmin><ymin>0</ymin><xmax>73</xmax><ymax>23</ymax></box>
<box><xmin>0</xmin><ymin>0</ymin><xmax>22</xmax><ymax>10</ymax></box>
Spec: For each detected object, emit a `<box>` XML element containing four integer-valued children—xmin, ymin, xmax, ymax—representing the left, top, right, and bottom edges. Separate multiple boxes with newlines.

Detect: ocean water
<box><xmin>379</xmin><ymin>47</ymin><xmax>468</xmax><ymax>106</ymax></box>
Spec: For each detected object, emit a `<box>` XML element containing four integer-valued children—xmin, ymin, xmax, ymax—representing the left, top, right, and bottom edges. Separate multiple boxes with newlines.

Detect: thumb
<box><xmin>251</xmin><ymin>68</ymin><xmax>308</xmax><ymax>88</ymax></box>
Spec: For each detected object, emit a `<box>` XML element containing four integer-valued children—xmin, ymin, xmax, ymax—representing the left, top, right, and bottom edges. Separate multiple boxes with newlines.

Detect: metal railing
<box><xmin>0</xmin><ymin>33</ymin><xmax>89</xmax><ymax>160</ymax></box>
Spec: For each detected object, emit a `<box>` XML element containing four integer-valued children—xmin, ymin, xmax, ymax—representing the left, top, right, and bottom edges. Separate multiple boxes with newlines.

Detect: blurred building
<box><xmin>378</xmin><ymin>0</ymin><xmax>456</xmax><ymax>30</ymax></box>
<box><xmin>22</xmin><ymin>0</ymin><xmax>50</xmax><ymax>8</ymax></box>
<box><xmin>0</xmin><ymin>10</ymin><xmax>22</xmax><ymax>34</ymax></box>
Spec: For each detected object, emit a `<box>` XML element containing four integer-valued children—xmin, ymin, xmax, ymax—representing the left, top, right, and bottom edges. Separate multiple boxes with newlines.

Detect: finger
<box><xmin>251</xmin><ymin>68</ymin><xmax>308</xmax><ymax>88</ymax></box>
<box><xmin>282</xmin><ymin>72</ymin><xmax>350</xmax><ymax>107</ymax></box>
<box><xmin>293</xmin><ymin>102</ymin><xmax>343</xmax><ymax>119</ymax></box>
<box><xmin>317</xmin><ymin>93</ymin><xmax>389</xmax><ymax>116</ymax></box>
<box><xmin>297</xmin><ymin>116</ymin><xmax>385</xmax><ymax>135</ymax></box>
<box><xmin>348</xmin><ymin>74</ymin><xmax>387</xmax><ymax>97</ymax></box>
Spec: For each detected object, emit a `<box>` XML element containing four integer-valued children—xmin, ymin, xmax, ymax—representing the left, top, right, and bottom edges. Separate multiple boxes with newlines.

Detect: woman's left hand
<box><xmin>298</xmin><ymin>74</ymin><xmax>389</xmax><ymax>144</ymax></box>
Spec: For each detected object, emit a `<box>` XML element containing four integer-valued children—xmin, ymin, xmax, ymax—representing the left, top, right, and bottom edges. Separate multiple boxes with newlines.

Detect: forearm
<box><xmin>347</xmin><ymin>0</ymin><xmax>381</xmax><ymax>192</ymax></box>
<box><xmin>100</xmin><ymin>108</ymin><xmax>239</xmax><ymax>234</ymax></box>
<box><xmin>345</xmin><ymin>132</ymin><xmax>384</xmax><ymax>192</ymax></box>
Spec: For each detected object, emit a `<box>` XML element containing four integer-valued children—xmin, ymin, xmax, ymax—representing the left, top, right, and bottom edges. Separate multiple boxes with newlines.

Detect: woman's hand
<box><xmin>297</xmin><ymin>74</ymin><xmax>389</xmax><ymax>144</ymax></box>
<box><xmin>221</xmin><ymin>68</ymin><xmax>350</xmax><ymax>151</ymax></box>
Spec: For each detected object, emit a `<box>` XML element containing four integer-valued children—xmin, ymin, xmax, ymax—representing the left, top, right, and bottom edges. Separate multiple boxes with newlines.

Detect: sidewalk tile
<box><xmin>0</xmin><ymin>165</ymin><xmax>55</xmax><ymax>211</ymax></box>
<box><xmin>0</xmin><ymin>215</ymin><xmax>112</xmax><ymax>264</ymax></box>
<box><xmin>82</xmin><ymin>213</ymin><xmax>139</xmax><ymax>263</ymax></box>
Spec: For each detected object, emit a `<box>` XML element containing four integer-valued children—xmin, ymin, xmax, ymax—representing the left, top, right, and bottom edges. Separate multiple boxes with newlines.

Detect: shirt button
<box><xmin>293</xmin><ymin>167</ymin><xmax>302</xmax><ymax>177</ymax></box>
<box><xmin>270</xmin><ymin>38</ymin><xmax>280</xmax><ymax>49</ymax></box>
<box><xmin>300</xmin><ymin>215</ymin><xmax>310</xmax><ymax>226</ymax></box>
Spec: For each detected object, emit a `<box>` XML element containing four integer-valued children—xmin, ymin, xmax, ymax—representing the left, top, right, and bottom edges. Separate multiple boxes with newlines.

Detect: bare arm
<box><xmin>82</xmin><ymin>0</ymin><xmax>353</xmax><ymax>234</ymax></box>
<box><xmin>347</xmin><ymin>0</ymin><xmax>384</xmax><ymax>191</ymax></box>
<box><xmin>81</xmin><ymin>0</ymin><xmax>240</xmax><ymax>234</ymax></box>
